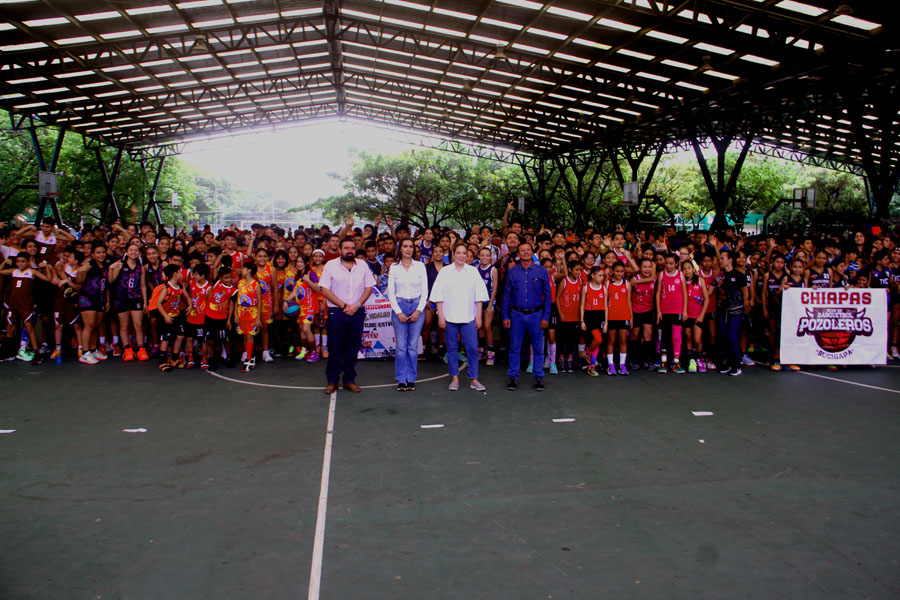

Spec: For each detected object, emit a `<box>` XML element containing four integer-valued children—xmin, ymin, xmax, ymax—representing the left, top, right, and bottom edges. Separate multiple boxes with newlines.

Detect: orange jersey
<box><xmin>583</xmin><ymin>282</ymin><xmax>606</xmax><ymax>311</ymax></box>
<box><xmin>557</xmin><ymin>276</ymin><xmax>582</xmax><ymax>322</ymax></box>
<box><xmin>255</xmin><ymin>263</ymin><xmax>275</xmax><ymax>322</ymax></box>
<box><xmin>157</xmin><ymin>283</ymin><xmax>183</xmax><ymax>317</ymax></box>
<box><xmin>606</xmin><ymin>279</ymin><xmax>632</xmax><ymax>321</ymax></box>
<box><xmin>187</xmin><ymin>279</ymin><xmax>211</xmax><ymax>325</ymax></box>
<box><xmin>205</xmin><ymin>281</ymin><xmax>234</xmax><ymax>320</ymax></box>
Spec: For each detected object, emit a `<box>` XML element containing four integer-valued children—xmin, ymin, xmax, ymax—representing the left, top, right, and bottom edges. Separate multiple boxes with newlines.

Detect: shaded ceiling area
<box><xmin>0</xmin><ymin>1</ymin><xmax>897</xmax><ymax>188</ymax></box>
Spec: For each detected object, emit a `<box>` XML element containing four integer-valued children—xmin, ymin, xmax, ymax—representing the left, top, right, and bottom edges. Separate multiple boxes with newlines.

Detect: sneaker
<box><xmin>697</xmin><ymin>359</ymin><xmax>707</xmax><ymax>373</ymax></box>
<box><xmin>506</xmin><ymin>377</ymin><xmax>518</xmax><ymax>391</ymax></box>
<box><xmin>94</xmin><ymin>349</ymin><xmax>108</xmax><ymax>361</ymax></box>
<box><xmin>458</xmin><ymin>352</ymin><xmax>468</xmax><ymax>364</ymax></box>
<box><xmin>200</xmin><ymin>361</ymin><xmax>209</xmax><ymax>370</ymax></box>
<box><xmin>241</xmin><ymin>357</ymin><xmax>256</xmax><ymax>373</ymax></box>
<box><xmin>54</xmin><ymin>352</ymin><xmax>63</xmax><ymax>365</ymax></box>
<box><xmin>16</xmin><ymin>348</ymin><xmax>34</xmax><ymax>362</ymax></box>
<box><xmin>486</xmin><ymin>351</ymin><xmax>495</xmax><ymax>366</ymax></box>
<box><xmin>321</xmin><ymin>348</ymin><xmax>329</xmax><ymax>359</ymax></box>
<box><xmin>526</xmin><ymin>362</ymin><xmax>533</xmax><ymax>374</ymax></box>
<box><xmin>470</xmin><ymin>381</ymin><xmax>486</xmax><ymax>392</ymax></box>
<box><xmin>706</xmin><ymin>360</ymin><xmax>717</xmax><ymax>371</ymax></box>
<box><xmin>891</xmin><ymin>346</ymin><xmax>900</xmax><ymax>360</ymax></box>
<box><xmin>549</xmin><ymin>363</ymin><xmax>559</xmax><ymax>375</ymax></box>
<box><xmin>742</xmin><ymin>354</ymin><xmax>755</xmax><ymax>366</ymax></box>
<box><xmin>31</xmin><ymin>354</ymin><xmax>44</xmax><ymax>365</ymax></box>
<box><xmin>688</xmin><ymin>358</ymin><xmax>698</xmax><ymax>373</ymax></box>
<box><xmin>158</xmin><ymin>361</ymin><xmax>172</xmax><ymax>372</ymax></box>
<box><xmin>397</xmin><ymin>382</ymin><xmax>408</xmax><ymax>392</ymax></box>
<box><xmin>448</xmin><ymin>379</ymin><xmax>460</xmax><ymax>391</ymax></box>
<box><xmin>618</xmin><ymin>364</ymin><xmax>630</xmax><ymax>376</ymax></box>
<box><xmin>770</xmin><ymin>362</ymin><xmax>782</xmax><ymax>372</ymax></box>
<box><xmin>719</xmin><ymin>365</ymin><xmax>733</xmax><ymax>374</ymax></box>
<box><xmin>586</xmin><ymin>366</ymin><xmax>599</xmax><ymax>377</ymax></box>
<box><xmin>407</xmin><ymin>382</ymin><xmax>415</xmax><ymax>391</ymax></box>
<box><xmin>185</xmin><ymin>356</ymin><xmax>196</xmax><ymax>369</ymax></box>
<box><xmin>112</xmin><ymin>343</ymin><xmax>122</xmax><ymax>357</ymax></box>
<box><xmin>296</xmin><ymin>347</ymin><xmax>309</xmax><ymax>361</ymax></box>
<box><xmin>657</xmin><ymin>358</ymin><xmax>667</xmax><ymax>373</ymax></box>
<box><xmin>150</xmin><ymin>344</ymin><xmax>160</xmax><ymax>357</ymax></box>
<box><xmin>533</xmin><ymin>378</ymin><xmax>544</xmax><ymax>391</ymax></box>
<box><xmin>730</xmin><ymin>368</ymin><xmax>742</xmax><ymax>376</ymax></box>
<box><xmin>79</xmin><ymin>351</ymin><xmax>98</xmax><ymax>365</ymax></box>
<box><xmin>173</xmin><ymin>358</ymin><xmax>185</xmax><ymax>369</ymax></box>
<box><xmin>122</xmin><ymin>347</ymin><xmax>135</xmax><ymax>362</ymax></box>
<box><xmin>261</xmin><ymin>350</ymin><xmax>274</xmax><ymax>363</ymax></box>
<box><xmin>566</xmin><ymin>359</ymin><xmax>575</xmax><ymax>373</ymax></box>
<box><xmin>50</xmin><ymin>348</ymin><xmax>61</xmax><ymax>359</ymax></box>
<box><xmin>673</xmin><ymin>361</ymin><xmax>685</xmax><ymax>374</ymax></box>
<box><xmin>306</xmin><ymin>351</ymin><xmax>321</xmax><ymax>363</ymax></box>
<box><xmin>788</xmin><ymin>364</ymin><xmax>801</xmax><ymax>371</ymax></box>
<box><xmin>607</xmin><ymin>363</ymin><xmax>617</xmax><ymax>376</ymax></box>
<box><xmin>137</xmin><ymin>347</ymin><xmax>150</xmax><ymax>361</ymax></box>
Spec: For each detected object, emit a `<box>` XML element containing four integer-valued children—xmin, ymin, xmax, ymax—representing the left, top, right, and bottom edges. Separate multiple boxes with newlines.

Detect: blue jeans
<box><xmin>446</xmin><ymin>321</ymin><xmax>479</xmax><ymax>378</ymax></box>
<box><xmin>508</xmin><ymin>310</ymin><xmax>544</xmax><ymax>379</ymax></box>
<box><xmin>391</xmin><ymin>297</ymin><xmax>424</xmax><ymax>384</ymax></box>
<box><xmin>325</xmin><ymin>307</ymin><xmax>366</xmax><ymax>384</ymax></box>
<box><xmin>718</xmin><ymin>312</ymin><xmax>743</xmax><ymax>369</ymax></box>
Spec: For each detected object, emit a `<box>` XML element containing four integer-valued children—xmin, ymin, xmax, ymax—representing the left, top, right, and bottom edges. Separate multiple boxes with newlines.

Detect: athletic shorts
<box><xmin>583</xmin><ymin>310</ymin><xmax>605</xmax><ymax>333</ymax></box>
<box><xmin>660</xmin><ymin>313</ymin><xmax>683</xmax><ymax>326</ymax></box>
<box><xmin>78</xmin><ymin>294</ymin><xmax>104</xmax><ymax>313</ymax></box>
<box><xmin>149</xmin><ymin>310</ymin><xmax>184</xmax><ymax>342</ymax></box>
<box><xmin>185</xmin><ymin>322</ymin><xmax>206</xmax><ymax>340</ymax></box>
<box><xmin>205</xmin><ymin>317</ymin><xmax>229</xmax><ymax>342</ymax></box>
<box><xmin>548</xmin><ymin>306</ymin><xmax>559</xmax><ymax>329</ymax></box>
<box><xmin>607</xmin><ymin>319</ymin><xmax>631</xmax><ymax>330</ymax></box>
<box><xmin>237</xmin><ymin>317</ymin><xmax>259</xmax><ymax>336</ymax></box>
<box><xmin>683</xmin><ymin>318</ymin><xmax>697</xmax><ymax>329</ymax></box>
<box><xmin>632</xmin><ymin>310</ymin><xmax>654</xmax><ymax>327</ymax></box>
<box><xmin>300</xmin><ymin>312</ymin><xmax>315</xmax><ymax>325</ymax></box>
<box><xmin>115</xmin><ymin>296</ymin><xmax>143</xmax><ymax>313</ymax></box>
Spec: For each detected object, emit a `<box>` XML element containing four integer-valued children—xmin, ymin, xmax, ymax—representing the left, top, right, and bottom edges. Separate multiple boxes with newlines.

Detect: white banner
<box><xmin>780</xmin><ymin>288</ymin><xmax>887</xmax><ymax>365</ymax></box>
<box><xmin>358</xmin><ymin>286</ymin><xmax>422</xmax><ymax>359</ymax></box>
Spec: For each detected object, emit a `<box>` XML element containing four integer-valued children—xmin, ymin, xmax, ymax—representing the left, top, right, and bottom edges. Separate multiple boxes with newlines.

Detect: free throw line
<box><xmin>308</xmin><ymin>390</ymin><xmax>337</xmax><ymax>600</ymax></box>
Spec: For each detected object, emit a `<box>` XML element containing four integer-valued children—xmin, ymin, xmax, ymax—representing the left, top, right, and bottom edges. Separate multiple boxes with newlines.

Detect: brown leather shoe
<box><xmin>324</xmin><ymin>383</ymin><xmax>338</xmax><ymax>394</ymax></box>
<box><xmin>343</xmin><ymin>382</ymin><xmax>362</xmax><ymax>393</ymax></box>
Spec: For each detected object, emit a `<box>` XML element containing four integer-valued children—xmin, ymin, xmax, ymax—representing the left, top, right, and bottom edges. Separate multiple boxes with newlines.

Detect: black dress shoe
<box><xmin>506</xmin><ymin>377</ymin><xmax>518</xmax><ymax>391</ymax></box>
<box><xmin>533</xmin><ymin>378</ymin><xmax>544</xmax><ymax>391</ymax></box>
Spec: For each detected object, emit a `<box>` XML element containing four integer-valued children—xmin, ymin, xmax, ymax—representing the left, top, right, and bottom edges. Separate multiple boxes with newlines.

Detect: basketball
<box><xmin>284</xmin><ymin>302</ymin><xmax>300</xmax><ymax>317</ymax></box>
<box><xmin>816</xmin><ymin>331</ymin><xmax>853</xmax><ymax>352</ymax></box>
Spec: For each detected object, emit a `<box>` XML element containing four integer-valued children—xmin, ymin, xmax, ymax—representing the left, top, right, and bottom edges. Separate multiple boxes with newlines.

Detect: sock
<box><xmin>577</xmin><ymin>343</ymin><xmax>586</xmax><ymax>355</ymax></box>
<box><xmin>620</xmin><ymin>352</ymin><xmax>627</xmax><ymax>366</ymax></box>
<box><xmin>246</xmin><ymin>341</ymin><xmax>254</xmax><ymax>358</ymax></box>
<box><xmin>113</xmin><ymin>335</ymin><xmax>119</xmax><ymax>345</ymax></box>
<box><xmin>549</xmin><ymin>343</ymin><xmax>557</xmax><ymax>364</ymax></box>
<box><xmin>590</xmin><ymin>348</ymin><xmax>598</xmax><ymax>366</ymax></box>
<box><xmin>672</xmin><ymin>326</ymin><xmax>682</xmax><ymax>360</ymax></box>
<box><xmin>99</xmin><ymin>336</ymin><xmax>106</xmax><ymax>346</ymax></box>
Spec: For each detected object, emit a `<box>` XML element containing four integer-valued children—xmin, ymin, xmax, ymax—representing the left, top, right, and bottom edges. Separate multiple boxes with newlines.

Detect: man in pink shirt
<box><xmin>318</xmin><ymin>238</ymin><xmax>376</xmax><ymax>394</ymax></box>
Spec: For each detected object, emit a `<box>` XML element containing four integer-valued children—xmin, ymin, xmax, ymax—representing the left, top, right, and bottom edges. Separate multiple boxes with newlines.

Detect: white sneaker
<box><xmin>93</xmin><ymin>349</ymin><xmax>108</xmax><ymax>361</ymax></box>
<box><xmin>891</xmin><ymin>346</ymin><xmax>900</xmax><ymax>360</ymax></box>
<box><xmin>261</xmin><ymin>350</ymin><xmax>274</xmax><ymax>363</ymax></box>
<box><xmin>240</xmin><ymin>351</ymin><xmax>247</xmax><ymax>362</ymax></box>
<box><xmin>79</xmin><ymin>351</ymin><xmax>99</xmax><ymax>365</ymax></box>
<box><xmin>742</xmin><ymin>354</ymin><xmax>755</xmax><ymax>366</ymax></box>
<box><xmin>470</xmin><ymin>381</ymin><xmax>486</xmax><ymax>391</ymax></box>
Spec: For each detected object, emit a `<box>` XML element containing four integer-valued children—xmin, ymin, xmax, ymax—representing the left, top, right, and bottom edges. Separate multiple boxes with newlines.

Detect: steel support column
<box><xmin>610</xmin><ymin>141</ymin><xmax>665</xmax><ymax>230</ymax></box>
<box><xmin>520</xmin><ymin>157</ymin><xmax>563</xmax><ymax>228</ymax></box>
<box><xmin>142</xmin><ymin>156</ymin><xmax>167</xmax><ymax>225</ymax></box>
<box><xmin>553</xmin><ymin>151</ymin><xmax>606</xmax><ymax>232</ymax></box>
<box><xmin>96</xmin><ymin>146</ymin><xmax>124</xmax><ymax>223</ymax></box>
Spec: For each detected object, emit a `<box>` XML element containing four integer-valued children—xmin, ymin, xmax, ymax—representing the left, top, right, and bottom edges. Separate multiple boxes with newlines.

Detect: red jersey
<box><xmin>157</xmin><ymin>282</ymin><xmax>182</xmax><ymax>317</ymax></box>
<box><xmin>686</xmin><ymin>279</ymin><xmax>705</xmax><ymax>319</ymax></box>
<box><xmin>607</xmin><ymin>279</ymin><xmax>631</xmax><ymax>320</ymax></box>
<box><xmin>223</xmin><ymin>250</ymin><xmax>246</xmax><ymax>270</ymax></box>
<box><xmin>583</xmin><ymin>282</ymin><xmax>605</xmax><ymax>311</ymax></box>
<box><xmin>187</xmin><ymin>279</ymin><xmax>211</xmax><ymax>325</ymax></box>
<box><xmin>699</xmin><ymin>268</ymin><xmax>717</xmax><ymax>305</ymax></box>
<box><xmin>205</xmin><ymin>281</ymin><xmax>235</xmax><ymax>320</ymax></box>
<box><xmin>631</xmin><ymin>276</ymin><xmax>655</xmax><ymax>314</ymax></box>
<box><xmin>557</xmin><ymin>276</ymin><xmax>582</xmax><ymax>322</ymax></box>
<box><xmin>659</xmin><ymin>270</ymin><xmax>685</xmax><ymax>315</ymax></box>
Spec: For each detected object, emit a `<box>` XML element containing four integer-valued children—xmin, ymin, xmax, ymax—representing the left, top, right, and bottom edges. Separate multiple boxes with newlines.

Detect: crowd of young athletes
<box><xmin>1</xmin><ymin>210</ymin><xmax>898</xmax><ymax>377</ymax></box>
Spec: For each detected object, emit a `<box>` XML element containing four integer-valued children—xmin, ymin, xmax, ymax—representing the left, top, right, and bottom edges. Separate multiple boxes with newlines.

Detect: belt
<box><xmin>514</xmin><ymin>307</ymin><xmax>539</xmax><ymax>315</ymax></box>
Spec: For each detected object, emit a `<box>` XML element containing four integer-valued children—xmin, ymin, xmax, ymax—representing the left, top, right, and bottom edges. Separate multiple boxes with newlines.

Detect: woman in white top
<box><xmin>429</xmin><ymin>242</ymin><xmax>490</xmax><ymax>392</ymax></box>
<box><xmin>387</xmin><ymin>238</ymin><xmax>429</xmax><ymax>392</ymax></box>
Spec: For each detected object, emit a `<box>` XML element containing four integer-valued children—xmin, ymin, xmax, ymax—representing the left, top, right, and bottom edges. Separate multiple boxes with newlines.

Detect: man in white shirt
<box><xmin>318</xmin><ymin>238</ymin><xmax>376</xmax><ymax>394</ymax></box>
<box><xmin>430</xmin><ymin>242</ymin><xmax>489</xmax><ymax>392</ymax></box>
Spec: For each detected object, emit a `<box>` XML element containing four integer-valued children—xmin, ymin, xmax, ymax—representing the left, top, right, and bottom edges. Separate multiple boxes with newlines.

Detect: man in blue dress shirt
<box><xmin>502</xmin><ymin>241</ymin><xmax>552</xmax><ymax>391</ymax></box>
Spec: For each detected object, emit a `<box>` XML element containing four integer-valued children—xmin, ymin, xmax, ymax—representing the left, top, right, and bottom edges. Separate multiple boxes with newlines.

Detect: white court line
<box><xmin>206</xmin><ymin>363</ymin><xmax>462</xmax><ymax>390</ymax></box>
<box><xmin>308</xmin><ymin>390</ymin><xmax>337</xmax><ymax>600</ymax></box>
<box><xmin>754</xmin><ymin>360</ymin><xmax>900</xmax><ymax>395</ymax></box>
